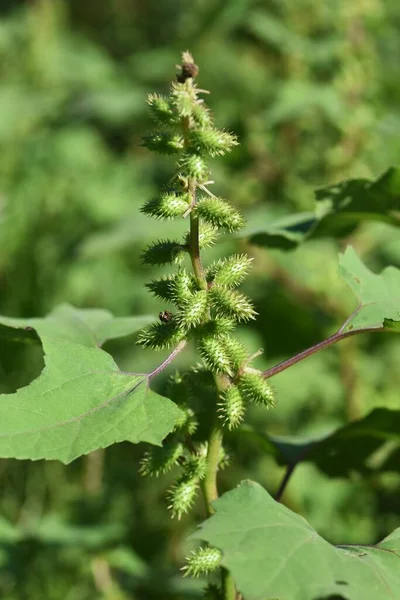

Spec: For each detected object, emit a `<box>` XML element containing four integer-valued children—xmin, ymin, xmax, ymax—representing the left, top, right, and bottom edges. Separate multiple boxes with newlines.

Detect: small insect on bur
<box><xmin>159</xmin><ymin>310</ymin><xmax>173</xmax><ymax>323</ymax></box>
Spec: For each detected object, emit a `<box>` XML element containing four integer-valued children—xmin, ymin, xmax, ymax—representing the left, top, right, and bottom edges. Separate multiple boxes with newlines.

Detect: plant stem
<box><xmin>148</xmin><ymin>340</ymin><xmax>187</xmax><ymax>380</ymax></box>
<box><xmin>189</xmin><ymin>208</ymin><xmax>207</xmax><ymax>288</ymax></box>
<box><xmin>222</xmin><ymin>568</ymin><xmax>237</xmax><ymax>600</ymax></box>
<box><xmin>275</xmin><ymin>462</ymin><xmax>297</xmax><ymax>502</ymax></box>
<box><xmin>202</xmin><ymin>418</ymin><xmax>222</xmax><ymax>516</ymax></box>
<box><xmin>262</xmin><ymin>325</ymin><xmax>385</xmax><ymax>380</ymax></box>
<box><xmin>182</xmin><ymin>98</ymin><xmax>238</xmax><ymax>600</ymax></box>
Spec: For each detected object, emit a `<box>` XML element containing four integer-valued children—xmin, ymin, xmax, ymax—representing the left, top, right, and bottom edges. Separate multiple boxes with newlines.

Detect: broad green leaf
<box><xmin>246</xmin><ymin>168</ymin><xmax>400</xmax><ymax>250</ymax></box>
<box><xmin>339</xmin><ymin>246</ymin><xmax>400</xmax><ymax>331</ymax></box>
<box><xmin>193</xmin><ymin>481</ymin><xmax>400</xmax><ymax>600</ymax></box>
<box><xmin>246</xmin><ymin>212</ymin><xmax>315</xmax><ymax>250</ymax></box>
<box><xmin>0</xmin><ymin>336</ymin><xmax>181</xmax><ymax>463</ymax></box>
<box><xmin>0</xmin><ymin>304</ymin><xmax>154</xmax><ymax>347</ymax></box>
<box><xmin>238</xmin><ymin>408</ymin><xmax>400</xmax><ymax>477</ymax></box>
<box><xmin>313</xmin><ymin>167</ymin><xmax>400</xmax><ymax>238</ymax></box>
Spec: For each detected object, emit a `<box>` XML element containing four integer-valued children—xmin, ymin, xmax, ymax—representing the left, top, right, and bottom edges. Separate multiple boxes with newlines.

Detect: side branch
<box><xmin>262</xmin><ymin>326</ymin><xmax>385</xmax><ymax>379</ymax></box>
<box><xmin>148</xmin><ymin>340</ymin><xmax>187</xmax><ymax>380</ymax></box>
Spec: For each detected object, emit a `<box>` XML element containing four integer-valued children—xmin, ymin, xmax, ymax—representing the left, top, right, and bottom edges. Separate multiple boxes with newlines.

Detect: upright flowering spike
<box><xmin>138</xmin><ymin>56</ymin><xmax>277</xmax><ymax>580</ymax></box>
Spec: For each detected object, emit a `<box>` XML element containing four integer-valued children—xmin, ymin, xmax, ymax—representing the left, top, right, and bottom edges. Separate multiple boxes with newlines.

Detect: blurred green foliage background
<box><xmin>0</xmin><ymin>0</ymin><xmax>399</xmax><ymax>598</ymax></box>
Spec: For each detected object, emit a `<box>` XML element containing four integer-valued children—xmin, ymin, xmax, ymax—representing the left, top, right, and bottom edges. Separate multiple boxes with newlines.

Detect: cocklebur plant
<box><xmin>0</xmin><ymin>50</ymin><xmax>399</xmax><ymax>600</ymax></box>
<box><xmin>135</xmin><ymin>52</ymin><xmax>400</xmax><ymax>600</ymax></box>
<box><xmin>137</xmin><ymin>52</ymin><xmax>275</xmax><ymax>598</ymax></box>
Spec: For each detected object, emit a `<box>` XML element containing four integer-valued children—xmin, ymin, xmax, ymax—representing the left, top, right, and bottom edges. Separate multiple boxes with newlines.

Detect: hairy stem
<box><xmin>202</xmin><ymin>417</ymin><xmax>223</xmax><ymax>516</ymax></box>
<box><xmin>189</xmin><ymin>208</ymin><xmax>207</xmax><ymax>287</ymax></box>
<box><xmin>148</xmin><ymin>340</ymin><xmax>187</xmax><ymax>380</ymax></box>
<box><xmin>222</xmin><ymin>568</ymin><xmax>237</xmax><ymax>600</ymax></box>
<box><xmin>182</xmin><ymin>98</ymin><xmax>237</xmax><ymax>600</ymax></box>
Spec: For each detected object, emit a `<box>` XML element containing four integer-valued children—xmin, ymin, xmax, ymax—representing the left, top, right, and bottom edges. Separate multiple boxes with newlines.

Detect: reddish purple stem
<box><xmin>263</xmin><ymin>326</ymin><xmax>384</xmax><ymax>380</ymax></box>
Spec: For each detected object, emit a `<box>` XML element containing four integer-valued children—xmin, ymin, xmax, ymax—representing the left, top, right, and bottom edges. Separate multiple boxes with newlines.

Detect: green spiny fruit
<box><xmin>209</xmin><ymin>285</ymin><xmax>257</xmax><ymax>322</ymax></box>
<box><xmin>173</xmin><ymin>406</ymin><xmax>198</xmax><ymax>435</ymax></box>
<box><xmin>172</xmin><ymin>269</ymin><xmax>198</xmax><ymax>306</ymax></box>
<box><xmin>178</xmin><ymin>153</ymin><xmax>209</xmax><ymax>181</ymax></box>
<box><xmin>192</xmin><ymin>103</ymin><xmax>212</xmax><ymax>128</ymax></box>
<box><xmin>183</xmin><ymin>546</ymin><xmax>223</xmax><ymax>577</ymax></box>
<box><xmin>221</xmin><ymin>335</ymin><xmax>248</xmax><ymax>371</ymax></box>
<box><xmin>198</xmin><ymin>336</ymin><xmax>234</xmax><ymax>376</ymax></box>
<box><xmin>238</xmin><ymin>371</ymin><xmax>276</xmax><ymax>407</ymax></box>
<box><xmin>147</xmin><ymin>93</ymin><xmax>179</xmax><ymax>125</ymax></box>
<box><xmin>182</xmin><ymin>446</ymin><xmax>207</xmax><ymax>480</ymax></box>
<box><xmin>195</xmin><ymin>197</ymin><xmax>244</xmax><ymax>232</ymax></box>
<box><xmin>177</xmin><ymin>289</ymin><xmax>208</xmax><ymax>328</ymax></box>
<box><xmin>140</xmin><ymin>439</ymin><xmax>184</xmax><ymax>477</ymax></box>
<box><xmin>171</xmin><ymin>80</ymin><xmax>198</xmax><ymax>117</ymax></box>
<box><xmin>142</xmin><ymin>132</ymin><xmax>184</xmax><ymax>154</ymax></box>
<box><xmin>218</xmin><ymin>385</ymin><xmax>245</xmax><ymax>429</ymax></box>
<box><xmin>146</xmin><ymin>275</ymin><xmax>176</xmax><ymax>302</ymax></box>
<box><xmin>141</xmin><ymin>239</ymin><xmax>185</xmax><ymax>265</ymax></box>
<box><xmin>218</xmin><ymin>445</ymin><xmax>230</xmax><ymax>470</ymax></box>
<box><xmin>184</xmin><ymin>222</ymin><xmax>218</xmax><ymax>249</ymax></box>
<box><xmin>141</xmin><ymin>191</ymin><xmax>191</xmax><ymax>220</ymax></box>
<box><xmin>137</xmin><ymin>319</ymin><xmax>184</xmax><ymax>349</ymax></box>
<box><xmin>197</xmin><ymin>317</ymin><xmax>236</xmax><ymax>339</ymax></box>
<box><xmin>207</xmin><ymin>254</ymin><xmax>253</xmax><ymax>287</ymax></box>
<box><xmin>167</xmin><ymin>474</ymin><xmax>199</xmax><ymax>519</ymax></box>
<box><xmin>188</xmin><ymin>127</ymin><xmax>238</xmax><ymax>157</ymax></box>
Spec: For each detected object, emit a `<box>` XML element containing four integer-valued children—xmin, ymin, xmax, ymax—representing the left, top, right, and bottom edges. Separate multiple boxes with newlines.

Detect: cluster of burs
<box><xmin>138</xmin><ymin>53</ymin><xmax>275</xmax><ymax>524</ymax></box>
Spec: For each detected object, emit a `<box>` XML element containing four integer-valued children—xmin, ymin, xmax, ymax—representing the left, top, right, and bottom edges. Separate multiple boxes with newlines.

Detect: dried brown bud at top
<box><xmin>177</xmin><ymin>62</ymin><xmax>199</xmax><ymax>83</ymax></box>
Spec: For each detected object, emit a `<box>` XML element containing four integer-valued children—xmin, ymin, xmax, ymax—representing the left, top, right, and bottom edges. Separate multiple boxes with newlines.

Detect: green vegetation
<box><xmin>0</xmin><ymin>1</ymin><xmax>399</xmax><ymax>599</ymax></box>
